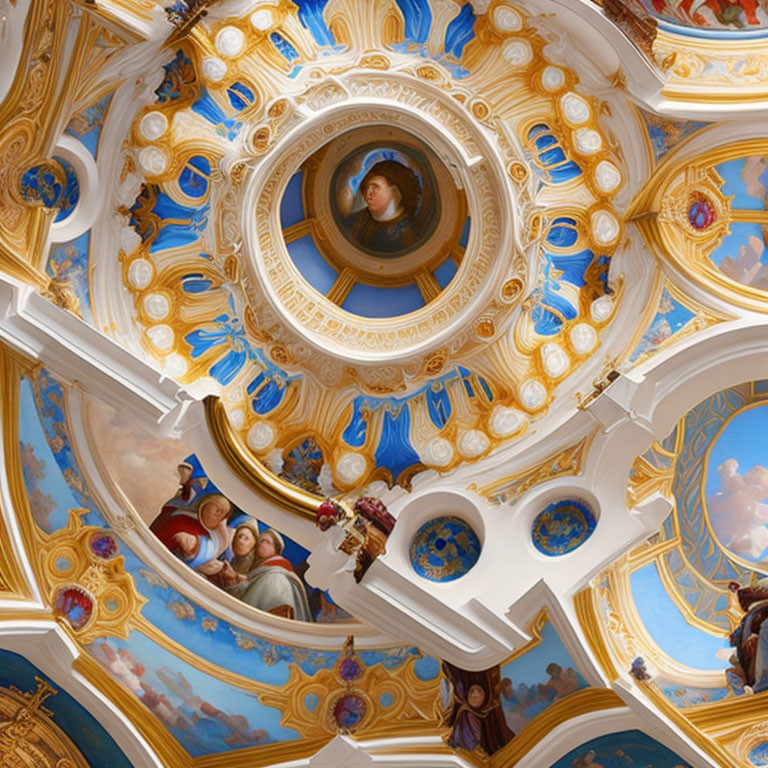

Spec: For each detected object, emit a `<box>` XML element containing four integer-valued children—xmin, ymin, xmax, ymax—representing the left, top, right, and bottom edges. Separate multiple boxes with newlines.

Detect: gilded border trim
<box><xmin>204</xmin><ymin>395</ymin><xmax>321</xmax><ymax>521</ymax></box>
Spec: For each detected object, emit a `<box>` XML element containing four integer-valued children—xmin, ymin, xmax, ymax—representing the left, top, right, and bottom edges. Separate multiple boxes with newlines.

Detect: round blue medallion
<box><xmin>409</xmin><ymin>516</ymin><xmax>481</xmax><ymax>582</ymax></box>
<box><xmin>532</xmin><ymin>499</ymin><xmax>597</xmax><ymax>556</ymax></box>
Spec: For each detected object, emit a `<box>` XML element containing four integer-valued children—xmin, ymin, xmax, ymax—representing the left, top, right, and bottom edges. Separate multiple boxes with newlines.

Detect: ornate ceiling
<box><xmin>2</xmin><ymin>0</ymin><xmax>768</xmax><ymax>766</ymax></box>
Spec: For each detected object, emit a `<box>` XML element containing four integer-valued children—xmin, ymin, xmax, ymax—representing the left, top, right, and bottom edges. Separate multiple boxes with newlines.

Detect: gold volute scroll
<box><xmin>204</xmin><ymin>395</ymin><xmax>322</xmax><ymax>521</ymax></box>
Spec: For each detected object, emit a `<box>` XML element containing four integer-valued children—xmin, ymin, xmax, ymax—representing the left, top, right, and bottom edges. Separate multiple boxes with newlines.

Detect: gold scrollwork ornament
<box><xmin>38</xmin><ymin>510</ymin><xmax>146</xmax><ymax>644</ymax></box>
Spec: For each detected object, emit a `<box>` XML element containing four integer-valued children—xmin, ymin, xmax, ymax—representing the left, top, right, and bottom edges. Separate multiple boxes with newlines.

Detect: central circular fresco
<box><xmin>244</xmin><ymin>93</ymin><xmax>515</xmax><ymax>365</ymax></box>
<box><xmin>281</xmin><ymin>125</ymin><xmax>468</xmax><ymax>318</ymax></box>
<box><xmin>331</xmin><ymin>139</ymin><xmax>439</xmax><ymax>258</ymax></box>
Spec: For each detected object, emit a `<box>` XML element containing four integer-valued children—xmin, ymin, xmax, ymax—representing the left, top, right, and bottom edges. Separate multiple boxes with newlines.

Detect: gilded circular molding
<box><xmin>302</xmin><ymin>125</ymin><xmax>463</xmax><ymax>282</ymax></box>
<box><xmin>241</xmin><ymin>72</ymin><xmax>520</xmax><ymax>365</ymax></box>
<box><xmin>112</xmin><ymin>1</ymin><xmax>628</xmax><ymax>487</ymax></box>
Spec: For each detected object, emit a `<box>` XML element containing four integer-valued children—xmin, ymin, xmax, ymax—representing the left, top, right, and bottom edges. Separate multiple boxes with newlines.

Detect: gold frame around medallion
<box><xmin>299</xmin><ymin>124</ymin><xmax>468</xmax><ymax>292</ymax></box>
<box><xmin>630</xmin><ymin>138</ymin><xmax>768</xmax><ymax>311</ymax></box>
<box><xmin>698</xmin><ymin>397</ymin><xmax>768</xmax><ymax>575</ymax></box>
<box><xmin>0</xmin><ymin>677</ymin><xmax>91</xmax><ymax>768</ymax></box>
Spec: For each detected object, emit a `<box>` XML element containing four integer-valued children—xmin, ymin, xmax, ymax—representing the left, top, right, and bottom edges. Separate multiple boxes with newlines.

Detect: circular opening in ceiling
<box><xmin>330</xmin><ymin>141</ymin><xmax>440</xmax><ymax>258</ymax></box>
<box><xmin>279</xmin><ymin>125</ymin><xmax>469</xmax><ymax>319</ymax></box>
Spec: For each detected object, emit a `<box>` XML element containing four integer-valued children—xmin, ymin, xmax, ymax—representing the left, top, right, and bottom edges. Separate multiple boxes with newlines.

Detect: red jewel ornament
<box><xmin>687</xmin><ymin>195</ymin><xmax>715</xmax><ymax>231</ymax></box>
<box><xmin>316</xmin><ymin>499</ymin><xmax>341</xmax><ymax>531</ymax></box>
<box><xmin>53</xmin><ymin>586</ymin><xmax>93</xmax><ymax>631</ymax></box>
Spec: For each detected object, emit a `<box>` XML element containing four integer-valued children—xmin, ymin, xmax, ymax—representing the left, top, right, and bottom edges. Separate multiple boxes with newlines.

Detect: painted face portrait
<box><xmin>467</xmin><ymin>684</ymin><xmax>487</xmax><ymax>709</ymax></box>
<box><xmin>199</xmin><ymin>495</ymin><xmax>231</xmax><ymax>530</ymax></box>
<box><xmin>347</xmin><ymin>160</ymin><xmax>423</xmax><ymax>255</ymax></box>
<box><xmin>232</xmin><ymin>525</ymin><xmax>257</xmax><ymax>556</ymax></box>
<box><xmin>362</xmin><ymin>174</ymin><xmax>397</xmax><ymax>218</ymax></box>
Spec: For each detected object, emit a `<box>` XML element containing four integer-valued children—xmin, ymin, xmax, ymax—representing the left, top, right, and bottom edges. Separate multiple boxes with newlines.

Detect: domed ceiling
<box><xmin>0</xmin><ymin>0</ymin><xmax>768</xmax><ymax>766</ymax></box>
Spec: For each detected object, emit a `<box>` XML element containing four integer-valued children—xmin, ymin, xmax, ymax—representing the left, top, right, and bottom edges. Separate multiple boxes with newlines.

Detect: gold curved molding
<box><xmin>0</xmin><ymin>677</ymin><xmax>90</xmax><ymax>768</ymax></box>
<box><xmin>573</xmin><ymin>587</ymin><xmax>619</xmax><ymax>684</ymax></box>
<box><xmin>468</xmin><ymin>432</ymin><xmax>595</xmax><ymax>505</ymax></box>
<box><xmin>204</xmin><ymin>395</ymin><xmax>322</xmax><ymax>521</ymax></box>
<box><xmin>0</xmin><ymin>347</ymin><xmax>45</xmax><ymax>601</ymax></box>
<box><xmin>574</xmin><ymin>583</ymin><xmax>742</xmax><ymax>768</ymax></box>
<box><xmin>630</xmin><ymin>137</ymin><xmax>768</xmax><ymax>312</ymax></box>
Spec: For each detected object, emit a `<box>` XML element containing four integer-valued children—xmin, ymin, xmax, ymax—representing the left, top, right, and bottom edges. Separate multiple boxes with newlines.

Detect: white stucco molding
<box><xmin>0</xmin><ymin>621</ymin><xmax>164</xmax><ymax>768</ymax></box>
<box><xmin>267</xmin><ymin>734</ymin><xmax>474</xmax><ymax>767</ymax></box>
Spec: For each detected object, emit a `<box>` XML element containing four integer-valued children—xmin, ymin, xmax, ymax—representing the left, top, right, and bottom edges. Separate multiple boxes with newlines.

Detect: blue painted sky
<box><xmin>630</xmin><ymin>563</ymin><xmax>729</xmax><ymax>670</ymax></box>
<box><xmin>18</xmin><ymin>378</ymin><xmax>80</xmax><ymax>531</ymax></box>
<box><xmin>705</xmin><ymin>404</ymin><xmax>768</xmax><ymax>498</ymax></box>
<box><xmin>716</xmin><ymin>157</ymin><xmax>765</xmax><ymax>210</ymax></box>
<box><xmin>709</xmin><ymin>221</ymin><xmax>766</xmax><ymax>269</ymax></box>
<box><xmin>501</xmin><ymin>621</ymin><xmax>584</xmax><ymax>688</ymax></box>
<box><xmin>90</xmin><ymin>630</ymin><xmax>299</xmax><ymax>757</ymax></box>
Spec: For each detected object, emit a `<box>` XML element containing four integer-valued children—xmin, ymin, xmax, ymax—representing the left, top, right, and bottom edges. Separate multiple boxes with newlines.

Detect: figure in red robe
<box><xmin>150</xmin><ymin>492</ymin><xmax>241</xmax><ymax>585</ymax></box>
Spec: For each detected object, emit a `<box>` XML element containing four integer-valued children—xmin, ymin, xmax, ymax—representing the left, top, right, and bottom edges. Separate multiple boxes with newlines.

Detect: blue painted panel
<box><xmin>52</xmin><ymin>156</ymin><xmax>79</xmax><ymax>222</ymax></box>
<box><xmin>546</xmin><ymin>217</ymin><xmax>579</xmax><ymax>248</ymax></box>
<box><xmin>148</xmin><ymin>193</ymin><xmax>209</xmax><ymax>252</ymax></box>
<box><xmin>270</xmin><ymin>32</ymin><xmax>299</xmax><ymax>61</ymax></box>
<box><xmin>341</xmin><ymin>283</ymin><xmax>424</xmax><ymax>317</ymax></box>
<box><xmin>532</xmin><ymin>499</ymin><xmax>597</xmax><ymax>556</ymax></box>
<box><xmin>18</xmin><ymin>378</ymin><xmax>81</xmax><ymax>533</ymax></box>
<box><xmin>444</xmin><ymin>3</ymin><xmax>475</xmax><ymax>58</ymax></box>
<box><xmin>0</xmin><ymin>649</ymin><xmax>133</xmax><ymax>768</ymax></box>
<box><xmin>191</xmin><ymin>89</ymin><xmax>240</xmax><ymax>140</ymax></box>
<box><xmin>458</xmin><ymin>216</ymin><xmax>471</xmax><ymax>248</ymax></box>
<box><xmin>295</xmin><ymin>0</ymin><xmax>335</xmax><ymax>46</ymax></box>
<box><xmin>286</xmin><ymin>234</ymin><xmax>338</xmax><ymax>294</ymax></box>
<box><xmin>179</xmin><ymin>155</ymin><xmax>211</xmax><ymax>198</ymax></box>
<box><xmin>280</xmin><ymin>172</ymin><xmax>305</xmax><ymax>228</ymax></box>
<box><xmin>410</xmin><ymin>516</ymin><xmax>481</xmax><ymax>582</ymax></box>
<box><xmin>550</xmin><ymin>730</ymin><xmax>691</xmax><ymax>768</ymax></box>
<box><xmin>499</xmin><ymin>622</ymin><xmax>588</xmax><ymax>732</ymax></box>
<box><xmin>426</xmin><ymin>382</ymin><xmax>451</xmax><ymax>428</ymax></box>
<box><xmin>47</xmin><ymin>231</ymin><xmax>93</xmax><ymax>323</ymax></box>
<box><xmin>395</xmin><ymin>0</ymin><xmax>432</xmax><ymax>43</ymax></box>
<box><xmin>65</xmin><ymin>92</ymin><xmax>114</xmax><ymax>159</ymax></box>
<box><xmin>226</xmin><ymin>81</ymin><xmax>255</xmax><ymax>112</ymax></box>
<box><xmin>342</xmin><ymin>398</ymin><xmax>368</xmax><ymax>447</ymax></box>
<box><xmin>433</xmin><ymin>257</ymin><xmax>457</xmax><ymax>289</ymax></box>
<box><xmin>630</xmin><ymin>563</ymin><xmax>730</xmax><ymax>670</ymax></box>
<box><xmin>374</xmin><ymin>405</ymin><xmax>422</xmax><ymax>482</ymax></box>
<box><xmin>549</xmin><ymin>161</ymin><xmax>582</xmax><ymax>184</ymax></box>
<box><xmin>629</xmin><ymin>287</ymin><xmax>695</xmax><ymax>363</ymax></box>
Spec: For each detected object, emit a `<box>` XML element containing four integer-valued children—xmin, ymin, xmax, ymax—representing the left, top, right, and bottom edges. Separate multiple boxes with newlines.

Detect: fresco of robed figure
<box><xmin>333</xmin><ymin>145</ymin><xmax>438</xmax><ymax>257</ymax></box>
<box><xmin>150</xmin><ymin>455</ymin><xmax>351</xmax><ymax>623</ymax></box>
